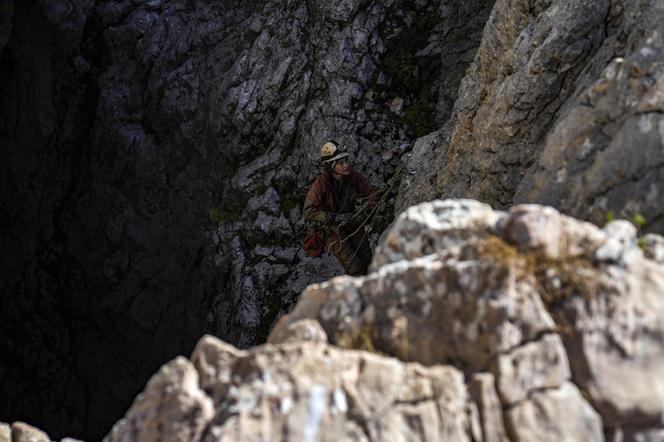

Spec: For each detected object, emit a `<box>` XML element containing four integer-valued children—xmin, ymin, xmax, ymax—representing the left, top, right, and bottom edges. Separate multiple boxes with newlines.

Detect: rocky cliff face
<box><xmin>399</xmin><ymin>0</ymin><xmax>664</xmax><ymax>234</ymax></box>
<box><xmin>4</xmin><ymin>0</ymin><xmax>664</xmax><ymax>439</ymax></box>
<box><xmin>0</xmin><ymin>0</ymin><xmax>492</xmax><ymax>439</ymax></box>
<box><xmin>101</xmin><ymin>199</ymin><xmax>664</xmax><ymax>441</ymax></box>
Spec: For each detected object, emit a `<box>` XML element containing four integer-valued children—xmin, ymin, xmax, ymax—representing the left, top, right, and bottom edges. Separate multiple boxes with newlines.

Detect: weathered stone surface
<box><xmin>10</xmin><ymin>422</ymin><xmax>51</xmax><ymax>442</ymax></box>
<box><xmin>373</xmin><ymin>199</ymin><xmax>502</xmax><ymax>267</ymax></box>
<box><xmin>435</xmin><ymin>0</ymin><xmax>495</xmax><ymax>123</ymax></box>
<box><xmin>274</xmin><ymin>199</ymin><xmax>664</xmax><ymax>436</ymax></box>
<box><xmin>519</xmin><ymin>40</ymin><xmax>664</xmax><ymax>233</ymax></box>
<box><xmin>0</xmin><ymin>423</ymin><xmax>10</xmax><ymax>442</ymax></box>
<box><xmin>6</xmin><ymin>0</ymin><xmax>664</xmax><ymax>439</ymax></box>
<box><xmin>0</xmin><ymin>421</ymin><xmax>84</xmax><ymax>442</ymax></box>
<box><xmin>642</xmin><ymin>234</ymin><xmax>664</xmax><ymax>264</ymax></box>
<box><xmin>266</xmin><ymin>318</ymin><xmax>328</xmax><ymax>345</ymax></box>
<box><xmin>621</xmin><ymin>427</ymin><xmax>664</xmax><ymax>442</ymax></box>
<box><xmin>108</xmin><ymin>335</ymin><xmax>477</xmax><ymax>442</ymax></box>
<box><xmin>495</xmin><ymin>333</ymin><xmax>571</xmax><ymax>405</ymax></box>
<box><xmin>399</xmin><ymin>0</ymin><xmax>664</xmax><ymax>236</ymax></box>
<box><xmin>105</xmin><ymin>357</ymin><xmax>214</xmax><ymax>442</ymax></box>
<box><xmin>468</xmin><ymin>373</ymin><xmax>506</xmax><ymax>442</ymax></box>
<box><xmin>506</xmin><ymin>382</ymin><xmax>603</xmax><ymax>442</ymax></box>
<box><xmin>0</xmin><ymin>0</ymin><xmax>491</xmax><ymax>438</ymax></box>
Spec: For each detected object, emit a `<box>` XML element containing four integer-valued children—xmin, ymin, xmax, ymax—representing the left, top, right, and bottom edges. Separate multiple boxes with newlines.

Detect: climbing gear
<box><xmin>302</xmin><ymin>230</ymin><xmax>324</xmax><ymax>257</ymax></box>
<box><xmin>327</xmin><ymin>156</ymin><xmax>409</xmax><ymax>273</ymax></box>
<box><xmin>321</xmin><ymin>141</ymin><xmax>349</xmax><ymax>164</ymax></box>
<box><xmin>334</xmin><ymin>212</ymin><xmax>355</xmax><ymax>226</ymax></box>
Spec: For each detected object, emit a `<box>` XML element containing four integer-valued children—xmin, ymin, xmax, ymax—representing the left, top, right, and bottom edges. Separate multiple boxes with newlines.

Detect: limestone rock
<box><xmin>104</xmin><ymin>357</ymin><xmax>214</xmax><ymax>442</ymax></box>
<box><xmin>108</xmin><ymin>335</ymin><xmax>477</xmax><ymax>442</ymax></box>
<box><xmin>468</xmin><ymin>373</ymin><xmax>506</xmax><ymax>442</ymax></box>
<box><xmin>642</xmin><ymin>234</ymin><xmax>664</xmax><ymax>264</ymax></box>
<box><xmin>1</xmin><ymin>0</ymin><xmax>492</xmax><ymax>437</ymax></box>
<box><xmin>0</xmin><ymin>422</ymin><xmax>84</xmax><ymax>442</ymax></box>
<box><xmin>9</xmin><ymin>422</ymin><xmax>50</xmax><ymax>442</ymax></box>
<box><xmin>0</xmin><ymin>424</ymin><xmax>8</xmax><ymax>442</ymax></box>
<box><xmin>506</xmin><ymin>382</ymin><xmax>603</xmax><ymax>442</ymax></box>
<box><xmin>266</xmin><ymin>318</ymin><xmax>328</xmax><ymax>345</ymax></box>
<box><xmin>400</xmin><ymin>0</ymin><xmax>664</xmax><ymax>235</ymax></box>
<box><xmin>274</xmin><ymin>199</ymin><xmax>664</xmax><ymax>436</ymax></box>
<box><xmin>495</xmin><ymin>333</ymin><xmax>571</xmax><ymax>405</ymax></box>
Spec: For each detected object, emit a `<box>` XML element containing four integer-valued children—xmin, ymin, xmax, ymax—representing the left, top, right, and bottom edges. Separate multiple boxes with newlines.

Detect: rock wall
<box><xmin>399</xmin><ymin>0</ymin><xmax>664</xmax><ymax>235</ymax></box>
<box><xmin>0</xmin><ymin>0</ymin><xmax>492</xmax><ymax>439</ymax></box>
<box><xmin>105</xmin><ymin>199</ymin><xmax>664</xmax><ymax>441</ymax></box>
<box><xmin>273</xmin><ymin>199</ymin><xmax>664</xmax><ymax>440</ymax></box>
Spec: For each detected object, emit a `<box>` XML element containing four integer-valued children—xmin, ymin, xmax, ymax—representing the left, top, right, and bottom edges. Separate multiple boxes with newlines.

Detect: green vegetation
<box><xmin>632</xmin><ymin>213</ymin><xmax>647</xmax><ymax>230</ymax></box>
<box><xmin>604</xmin><ymin>210</ymin><xmax>647</xmax><ymax>231</ymax></box>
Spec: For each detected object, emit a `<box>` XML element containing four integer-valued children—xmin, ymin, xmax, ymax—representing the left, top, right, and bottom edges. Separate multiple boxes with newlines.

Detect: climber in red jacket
<box><xmin>303</xmin><ymin>141</ymin><xmax>376</xmax><ymax>275</ymax></box>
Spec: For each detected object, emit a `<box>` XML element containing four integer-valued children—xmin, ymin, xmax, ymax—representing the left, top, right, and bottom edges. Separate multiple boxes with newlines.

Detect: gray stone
<box><xmin>495</xmin><ymin>333</ymin><xmax>571</xmax><ymax>405</ymax></box>
<box><xmin>505</xmin><ymin>382</ymin><xmax>603</xmax><ymax>442</ymax></box>
<box><xmin>0</xmin><ymin>423</ymin><xmax>10</xmax><ymax>442</ymax></box>
<box><xmin>275</xmin><ymin>199</ymin><xmax>664</xmax><ymax>436</ymax></box>
<box><xmin>143</xmin><ymin>336</ymin><xmax>476</xmax><ymax>442</ymax></box>
<box><xmin>389</xmin><ymin>96</ymin><xmax>404</xmax><ymax>114</ymax></box>
<box><xmin>0</xmin><ymin>0</ymin><xmax>13</xmax><ymax>53</ymax></box>
<box><xmin>190</xmin><ymin>336</ymin><xmax>245</xmax><ymax>404</ymax></box>
<box><xmin>104</xmin><ymin>357</ymin><xmax>214</xmax><ymax>442</ymax></box>
<box><xmin>10</xmin><ymin>422</ymin><xmax>51</xmax><ymax>442</ymax></box>
<box><xmin>400</xmin><ymin>0</ymin><xmax>664</xmax><ymax>238</ymax></box>
<box><xmin>595</xmin><ymin>220</ymin><xmax>638</xmax><ymax>263</ymax></box>
<box><xmin>642</xmin><ymin>234</ymin><xmax>664</xmax><ymax>264</ymax></box>
<box><xmin>267</xmin><ymin>319</ymin><xmax>328</xmax><ymax>345</ymax></box>
<box><xmin>469</xmin><ymin>373</ymin><xmax>506</xmax><ymax>442</ymax></box>
<box><xmin>374</xmin><ymin>199</ymin><xmax>502</xmax><ymax>268</ymax></box>
<box><xmin>4</xmin><ymin>0</ymin><xmax>493</xmax><ymax>434</ymax></box>
<box><xmin>253</xmin><ymin>245</ymin><xmax>275</xmax><ymax>257</ymax></box>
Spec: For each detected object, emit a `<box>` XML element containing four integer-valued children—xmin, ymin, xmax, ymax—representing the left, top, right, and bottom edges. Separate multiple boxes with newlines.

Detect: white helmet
<box><xmin>320</xmin><ymin>140</ymin><xmax>349</xmax><ymax>164</ymax></box>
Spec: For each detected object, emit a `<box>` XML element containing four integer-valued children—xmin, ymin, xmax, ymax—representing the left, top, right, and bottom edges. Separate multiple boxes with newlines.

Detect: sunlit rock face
<box><xmin>273</xmin><ymin>199</ymin><xmax>664</xmax><ymax>439</ymax></box>
<box><xmin>105</xmin><ymin>199</ymin><xmax>664</xmax><ymax>441</ymax></box>
<box><xmin>0</xmin><ymin>0</ymin><xmax>492</xmax><ymax>439</ymax></box>
<box><xmin>8</xmin><ymin>0</ymin><xmax>664</xmax><ymax>438</ymax></box>
<box><xmin>398</xmin><ymin>0</ymin><xmax>664</xmax><ymax>235</ymax></box>
<box><xmin>107</xmin><ymin>337</ymin><xmax>477</xmax><ymax>442</ymax></box>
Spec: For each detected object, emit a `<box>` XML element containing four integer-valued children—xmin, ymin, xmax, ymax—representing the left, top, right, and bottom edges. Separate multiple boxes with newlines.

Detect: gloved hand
<box><xmin>334</xmin><ymin>212</ymin><xmax>354</xmax><ymax>226</ymax></box>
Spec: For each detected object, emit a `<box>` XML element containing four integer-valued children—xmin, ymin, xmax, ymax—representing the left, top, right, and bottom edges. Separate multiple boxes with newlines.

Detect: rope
<box><xmin>326</xmin><ymin>156</ymin><xmax>410</xmax><ymax>270</ymax></box>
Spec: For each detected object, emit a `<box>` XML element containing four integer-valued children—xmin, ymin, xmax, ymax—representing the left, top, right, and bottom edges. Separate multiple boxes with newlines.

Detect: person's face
<box><xmin>333</xmin><ymin>157</ymin><xmax>351</xmax><ymax>175</ymax></box>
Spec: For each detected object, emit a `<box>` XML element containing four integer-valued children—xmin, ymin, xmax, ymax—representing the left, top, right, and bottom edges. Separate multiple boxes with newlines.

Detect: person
<box><xmin>303</xmin><ymin>141</ymin><xmax>376</xmax><ymax>275</ymax></box>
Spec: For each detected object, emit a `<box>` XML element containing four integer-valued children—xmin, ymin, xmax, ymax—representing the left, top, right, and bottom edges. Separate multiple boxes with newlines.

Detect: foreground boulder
<box><xmin>106</xmin><ymin>336</ymin><xmax>480</xmax><ymax>442</ymax></box>
<box><xmin>0</xmin><ymin>421</ymin><xmax>81</xmax><ymax>442</ymax></box>
<box><xmin>104</xmin><ymin>199</ymin><xmax>664</xmax><ymax>441</ymax></box>
<box><xmin>272</xmin><ymin>199</ymin><xmax>664</xmax><ymax>439</ymax></box>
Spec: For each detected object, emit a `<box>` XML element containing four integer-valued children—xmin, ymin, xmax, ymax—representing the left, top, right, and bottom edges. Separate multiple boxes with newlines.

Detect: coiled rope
<box><xmin>327</xmin><ymin>156</ymin><xmax>409</xmax><ymax>271</ymax></box>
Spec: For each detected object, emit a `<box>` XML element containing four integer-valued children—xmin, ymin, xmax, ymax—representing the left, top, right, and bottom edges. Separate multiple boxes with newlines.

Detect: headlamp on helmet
<box><xmin>320</xmin><ymin>140</ymin><xmax>349</xmax><ymax>164</ymax></box>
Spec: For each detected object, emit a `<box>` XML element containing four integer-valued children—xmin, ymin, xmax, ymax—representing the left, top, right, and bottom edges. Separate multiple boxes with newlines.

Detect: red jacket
<box><xmin>303</xmin><ymin>169</ymin><xmax>375</xmax><ymax>226</ymax></box>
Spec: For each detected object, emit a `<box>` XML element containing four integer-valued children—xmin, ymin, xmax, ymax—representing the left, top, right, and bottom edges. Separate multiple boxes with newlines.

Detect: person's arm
<box><xmin>353</xmin><ymin>171</ymin><xmax>379</xmax><ymax>206</ymax></box>
<box><xmin>303</xmin><ymin>177</ymin><xmax>334</xmax><ymax>224</ymax></box>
